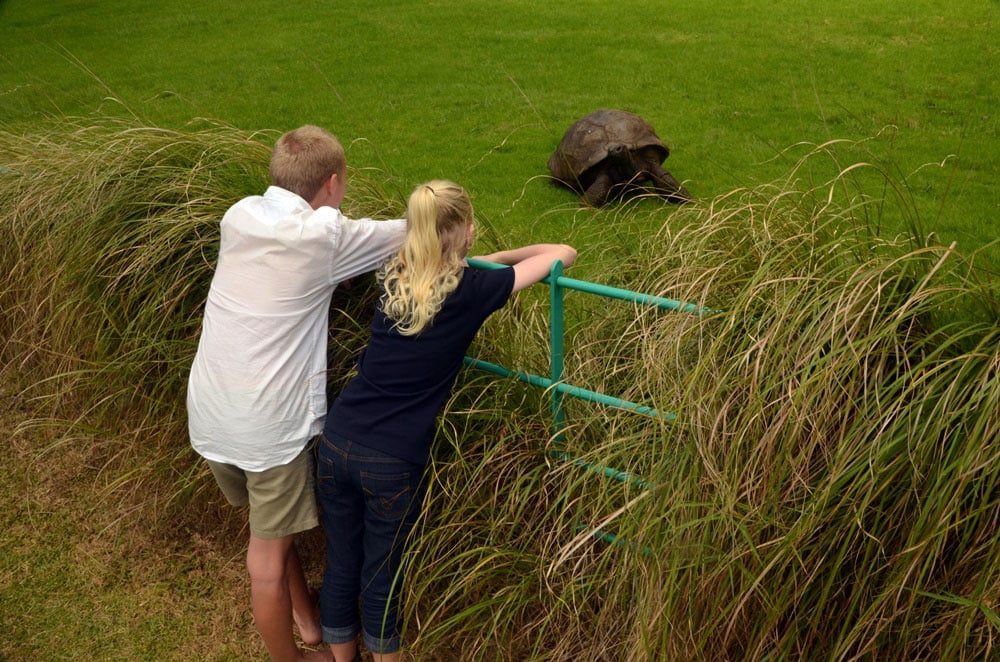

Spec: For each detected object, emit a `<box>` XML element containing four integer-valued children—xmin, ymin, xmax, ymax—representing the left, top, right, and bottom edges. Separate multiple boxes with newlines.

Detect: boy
<box><xmin>187</xmin><ymin>125</ymin><xmax>406</xmax><ymax>661</ymax></box>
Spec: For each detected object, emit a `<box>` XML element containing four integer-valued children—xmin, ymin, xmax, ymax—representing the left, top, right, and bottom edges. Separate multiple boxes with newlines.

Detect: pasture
<box><xmin>1</xmin><ymin>0</ymin><xmax>997</xmax><ymax>257</ymax></box>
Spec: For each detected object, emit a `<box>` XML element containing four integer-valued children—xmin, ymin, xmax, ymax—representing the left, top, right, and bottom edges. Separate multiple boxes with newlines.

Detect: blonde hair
<box><xmin>269</xmin><ymin>125</ymin><xmax>346</xmax><ymax>201</ymax></box>
<box><xmin>381</xmin><ymin>180</ymin><xmax>473</xmax><ymax>336</ymax></box>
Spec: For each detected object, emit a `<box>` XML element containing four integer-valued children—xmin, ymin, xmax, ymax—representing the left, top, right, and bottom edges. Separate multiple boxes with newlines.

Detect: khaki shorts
<box><xmin>206</xmin><ymin>441</ymin><xmax>319</xmax><ymax>539</ymax></box>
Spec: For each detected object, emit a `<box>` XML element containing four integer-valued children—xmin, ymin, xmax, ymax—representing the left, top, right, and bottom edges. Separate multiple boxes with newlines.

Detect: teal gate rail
<box><xmin>463</xmin><ymin>258</ymin><xmax>714</xmax><ymax>546</ymax></box>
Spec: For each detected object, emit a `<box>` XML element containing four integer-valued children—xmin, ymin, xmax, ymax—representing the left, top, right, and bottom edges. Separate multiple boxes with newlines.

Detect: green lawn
<box><xmin>1</xmin><ymin>0</ymin><xmax>996</xmax><ymax>258</ymax></box>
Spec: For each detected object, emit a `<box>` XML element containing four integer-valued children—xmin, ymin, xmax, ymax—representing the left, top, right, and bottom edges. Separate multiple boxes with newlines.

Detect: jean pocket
<box><xmin>316</xmin><ymin>436</ymin><xmax>346</xmax><ymax>498</ymax></box>
<box><xmin>316</xmin><ymin>465</ymin><xmax>342</xmax><ymax>500</ymax></box>
<box><xmin>360</xmin><ymin>471</ymin><xmax>418</xmax><ymax>521</ymax></box>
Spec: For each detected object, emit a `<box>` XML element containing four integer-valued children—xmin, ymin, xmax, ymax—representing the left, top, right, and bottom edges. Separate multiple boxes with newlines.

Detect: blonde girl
<box><xmin>317</xmin><ymin>180</ymin><xmax>576</xmax><ymax>662</ymax></box>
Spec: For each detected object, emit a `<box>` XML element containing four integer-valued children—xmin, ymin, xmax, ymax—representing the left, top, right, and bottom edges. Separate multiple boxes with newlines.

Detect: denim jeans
<box><xmin>316</xmin><ymin>431</ymin><xmax>426</xmax><ymax>655</ymax></box>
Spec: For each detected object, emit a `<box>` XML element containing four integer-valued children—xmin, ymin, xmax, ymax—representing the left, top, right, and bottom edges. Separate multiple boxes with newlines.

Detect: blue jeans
<box><xmin>316</xmin><ymin>432</ymin><xmax>426</xmax><ymax>654</ymax></box>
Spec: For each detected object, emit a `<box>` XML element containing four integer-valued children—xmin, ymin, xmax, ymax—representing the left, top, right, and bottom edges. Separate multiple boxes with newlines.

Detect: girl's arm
<box><xmin>474</xmin><ymin>244</ymin><xmax>577</xmax><ymax>293</ymax></box>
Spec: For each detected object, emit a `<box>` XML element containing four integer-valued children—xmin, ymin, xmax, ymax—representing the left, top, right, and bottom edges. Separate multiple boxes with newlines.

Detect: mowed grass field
<box><xmin>1</xmin><ymin>1</ymin><xmax>998</xmax><ymax>660</ymax></box>
<box><xmin>1</xmin><ymin>0</ymin><xmax>996</xmax><ymax>258</ymax></box>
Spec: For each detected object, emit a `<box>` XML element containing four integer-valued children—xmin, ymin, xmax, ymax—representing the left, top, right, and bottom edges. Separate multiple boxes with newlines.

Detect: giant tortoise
<box><xmin>547</xmin><ymin>109</ymin><xmax>692</xmax><ymax>206</ymax></box>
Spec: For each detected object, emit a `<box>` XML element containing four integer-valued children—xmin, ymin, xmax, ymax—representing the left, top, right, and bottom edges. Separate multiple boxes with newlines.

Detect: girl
<box><xmin>317</xmin><ymin>180</ymin><xmax>576</xmax><ymax>662</ymax></box>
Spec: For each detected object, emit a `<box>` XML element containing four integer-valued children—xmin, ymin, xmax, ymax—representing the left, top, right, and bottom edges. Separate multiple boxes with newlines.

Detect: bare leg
<box><xmin>248</xmin><ymin>534</ymin><xmax>332</xmax><ymax>661</ymax></box>
<box><xmin>330</xmin><ymin>642</ymin><xmax>401</xmax><ymax>662</ymax></box>
<box><xmin>288</xmin><ymin>544</ymin><xmax>322</xmax><ymax>646</ymax></box>
<box><xmin>330</xmin><ymin>641</ymin><xmax>358</xmax><ymax>662</ymax></box>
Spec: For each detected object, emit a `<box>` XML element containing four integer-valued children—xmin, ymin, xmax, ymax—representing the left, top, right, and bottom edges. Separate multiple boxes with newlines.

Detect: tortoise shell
<box><xmin>547</xmin><ymin>109</ymin><xmax>669</xmax><ymax>184</ymax></box>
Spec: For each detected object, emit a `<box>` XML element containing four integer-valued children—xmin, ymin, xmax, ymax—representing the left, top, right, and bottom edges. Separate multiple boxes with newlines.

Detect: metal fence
<box><xmin>463</xmin><ymin>258</ymin><xmax>715</xmax><ymax>547</ymax></box>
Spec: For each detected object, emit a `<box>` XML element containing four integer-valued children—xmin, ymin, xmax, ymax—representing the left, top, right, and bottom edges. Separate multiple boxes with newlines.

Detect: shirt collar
<box><xmin>264</xmin><ymin>185</ymin><xmax>313</xmax><ymax>210</ymax></box>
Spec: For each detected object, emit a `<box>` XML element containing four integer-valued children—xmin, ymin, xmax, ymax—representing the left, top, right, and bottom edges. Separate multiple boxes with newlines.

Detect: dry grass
<box><xmin>1</xmin><ymin>376</ymin><xmax>270</xmax><ymax>660</ymax></box>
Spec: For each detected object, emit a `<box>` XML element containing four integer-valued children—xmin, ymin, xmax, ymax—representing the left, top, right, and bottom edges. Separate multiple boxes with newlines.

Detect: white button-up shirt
<box><xmin>187</xmin><ymin>186</ymin><xmax>405</xmax><ymax>471</ymax></box>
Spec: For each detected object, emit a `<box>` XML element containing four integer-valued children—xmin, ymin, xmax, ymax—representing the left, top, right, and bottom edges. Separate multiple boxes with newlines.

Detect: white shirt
<box><xmin>187</xmin><ymin>186</ymin><xmax>406</xmax><ymax>471</ymax></box>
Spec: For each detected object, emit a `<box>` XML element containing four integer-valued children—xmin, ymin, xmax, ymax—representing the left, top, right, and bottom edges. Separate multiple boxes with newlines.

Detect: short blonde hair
<box><xmin>269</xmin><ymin>125</ymin><xmax>346</xmax><ymax>201</ymax></box>
<box><xmin>380</xmin><ymin>180</ymin><xmax>473</xmax><ymax>336</ymax></box>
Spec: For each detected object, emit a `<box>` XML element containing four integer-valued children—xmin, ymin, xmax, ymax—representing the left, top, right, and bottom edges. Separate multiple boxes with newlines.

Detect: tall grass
<box><xmin>0</xmin><ymin>117</ymin><xmax>396</xmax><ymax>515</ymax></box>
<box><xmin>2</xmin><ymin>118</ymin><xmax>997</xmax><ymax>659</ymax></box>
<box><xmin>404</xmin><ymin>149</ymin><xmax>999</xmax><ymax>659</ymax></box>
<box><xmin>1</xmin><ymin>120</ymin><xmax>259</xmax><ymax>506</ymax></box>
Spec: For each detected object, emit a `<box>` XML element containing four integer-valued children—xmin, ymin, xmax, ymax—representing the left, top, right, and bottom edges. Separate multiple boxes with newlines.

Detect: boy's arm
<box><xmin>330</xmin><ymin>217</ymin><xmax>406</xmax><ymax>283</ymax></box>
<box><xmin>473</xmin><ymin>244</ymin><xmax>577</xmax><ymax>293</ymax></box>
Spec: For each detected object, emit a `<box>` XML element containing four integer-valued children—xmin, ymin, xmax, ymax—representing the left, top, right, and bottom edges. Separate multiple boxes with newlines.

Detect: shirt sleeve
<box><xmin>473</xmin><ymin>265</ymin><xmax>516</xmax><ymax>315</ymax></box>
<box><xmin>329</xmin><ymin>216</ymin><xmax>406</xmax><ymax>284</ymax></box>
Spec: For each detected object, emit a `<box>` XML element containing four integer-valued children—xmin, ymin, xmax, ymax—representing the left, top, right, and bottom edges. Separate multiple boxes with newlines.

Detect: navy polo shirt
<box><xmin>324</xmin><ymin>265</ymin><xmax>515</xmax><ymax>466</ymax></box>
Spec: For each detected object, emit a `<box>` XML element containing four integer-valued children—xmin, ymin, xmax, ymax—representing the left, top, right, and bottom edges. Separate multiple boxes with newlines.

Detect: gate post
<box><xmin>549</xmin><ymin>260</ymin><xmax>565</xmax><ymax>440</ymax></box>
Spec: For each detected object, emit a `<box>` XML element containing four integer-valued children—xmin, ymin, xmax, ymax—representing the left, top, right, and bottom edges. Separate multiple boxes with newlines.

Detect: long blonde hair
<box><xmin>381</xmin><ymin>180</ymin><xmax>473</xmax><ymax>336</ymax></box>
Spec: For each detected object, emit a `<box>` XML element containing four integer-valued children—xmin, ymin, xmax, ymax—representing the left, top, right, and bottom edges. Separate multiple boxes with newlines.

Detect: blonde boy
<box><xmin>187</xmin><ymin>126</ymin><xmax>405</xmax><ymax>661</ymax></box>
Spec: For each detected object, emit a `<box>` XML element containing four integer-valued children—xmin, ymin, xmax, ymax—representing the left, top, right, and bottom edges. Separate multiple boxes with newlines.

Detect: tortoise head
<box><xmin>605</xmin><ymin>144</ymin><xmax>638</xmax><ymax>181</ymax></box>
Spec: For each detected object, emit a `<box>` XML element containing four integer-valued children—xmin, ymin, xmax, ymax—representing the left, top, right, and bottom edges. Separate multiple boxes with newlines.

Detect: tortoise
<box><xmin>547</xmin><ymin>109</ymin><xmax>692</xmax><ymax>206</ymax></box>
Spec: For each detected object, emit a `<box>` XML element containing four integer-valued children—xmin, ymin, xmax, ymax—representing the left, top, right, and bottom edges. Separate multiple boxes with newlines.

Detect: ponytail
<box><xmin>381</xmin><ymin>181</ymin><xmax>472</xmax><ymax>335</ymax></box>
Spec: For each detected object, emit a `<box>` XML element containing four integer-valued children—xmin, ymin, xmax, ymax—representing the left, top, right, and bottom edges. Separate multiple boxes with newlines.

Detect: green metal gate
<box><xmin>463</xmin><ymin>258</ymin><xmax>715</xmax><ymax>548</ymax></box>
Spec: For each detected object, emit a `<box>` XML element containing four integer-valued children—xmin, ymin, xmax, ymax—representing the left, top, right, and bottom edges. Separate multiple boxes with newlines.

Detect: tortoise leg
<box><xmin>648</xmin><ymin>163</ymin><xmax>693</xmax><ymax>204</ymax></box>
<box><xmin>583</xmin><ymin>172</ymin><xmax>615</xmax><ymax>207</ymax></box>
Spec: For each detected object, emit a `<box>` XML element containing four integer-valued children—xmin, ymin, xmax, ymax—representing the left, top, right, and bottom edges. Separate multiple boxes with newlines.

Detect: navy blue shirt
<box><xmin>324</xmin><ymin>266</ymin><xmax>515</xmax><ymax>466</ymax></box>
